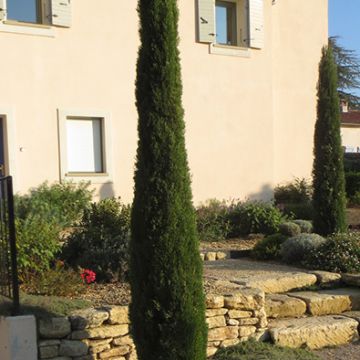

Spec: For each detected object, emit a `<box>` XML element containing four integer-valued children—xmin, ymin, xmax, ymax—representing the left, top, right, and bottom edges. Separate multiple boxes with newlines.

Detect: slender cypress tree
<box><xmin>129</xmin><ymin>1</ymin><xmax>207</xmax><ymax>359</ymax></box>
<box><xmin>312</xmin><ymin>46</ymin><xmax>347</xmax><ymax>235</ymax></box>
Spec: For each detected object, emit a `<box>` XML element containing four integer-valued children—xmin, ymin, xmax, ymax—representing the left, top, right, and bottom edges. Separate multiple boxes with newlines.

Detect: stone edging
<box><xmin>37</xmin><ymin>287</ymin><xmax>268</xmax><ymax>359</ymax></box>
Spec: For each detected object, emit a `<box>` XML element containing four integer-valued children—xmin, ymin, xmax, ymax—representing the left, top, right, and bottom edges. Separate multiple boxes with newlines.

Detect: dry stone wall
<box><xmin>37</xmin><ymin>288</ymin><xmax>267</xmax><ymax>359</ymax></box>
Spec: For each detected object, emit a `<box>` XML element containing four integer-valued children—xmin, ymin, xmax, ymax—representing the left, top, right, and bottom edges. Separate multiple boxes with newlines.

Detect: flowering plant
<box><xmin>80</xmin><ymin>269</ymin><xmax>96</xmax><ymax>284</ymax></box>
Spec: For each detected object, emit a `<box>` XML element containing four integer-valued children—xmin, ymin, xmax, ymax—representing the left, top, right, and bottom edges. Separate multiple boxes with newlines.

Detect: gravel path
<box><xmin>314</xmin><ymin>341</ymin><xmax>360</xmax><ymax>359</ymax></box>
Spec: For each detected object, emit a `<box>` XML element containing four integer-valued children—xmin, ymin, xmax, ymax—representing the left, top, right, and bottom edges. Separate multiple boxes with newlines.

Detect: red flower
<box><xmin>80</xmin><ymin>269</ymin><xmax>96</xmax><ymax>284</ymax></box>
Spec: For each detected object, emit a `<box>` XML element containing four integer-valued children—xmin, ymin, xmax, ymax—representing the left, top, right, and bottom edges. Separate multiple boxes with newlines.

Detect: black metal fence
<box><xmin>0</xmin><ymin>176</ymin><xmax>19</xmax><ymax>315</ymax></box>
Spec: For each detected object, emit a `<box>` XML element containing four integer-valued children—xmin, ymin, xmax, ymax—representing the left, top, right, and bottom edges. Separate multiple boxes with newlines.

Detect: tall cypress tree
<box><xmin>313</xmin><ymin>46</ymin><xmax>347</xmax><ymax>235</ymax></box>
<box><xmin>130</xmin><ymin>1</ymin><xmax>207</xmax><ymax>359</ymax></box>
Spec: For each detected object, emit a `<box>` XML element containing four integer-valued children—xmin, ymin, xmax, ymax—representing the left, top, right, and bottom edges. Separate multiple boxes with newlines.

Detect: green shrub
<box><xmin>281</xmin><ymin>233</ymin><xmax>326</xmax><ymax>264</ymax></box>
<box><xmin>252</xmin><ymin>234</ymin><xmax>288</xmax><ymax>260</ymax></box>
<box><xmin>196</xmin><ymin>199</ymin><xmax>230</xmax><ymax>241</ymax></box>
<box><xmin>346</xmin><ymin>171</ymin><xmax>360</xmax><ymax>199</ymax></box>
<box><xmin>344</xmin><ymin>153</ymin><xmax>360</xmax><ymax>172</ymax></box>
<box><xmin>279</xmin><ymin>222</ymin><xmax>301</xmax><ymax>237</ymax></box>
<box><xmin>15</xmin><ymin>181</ymin><xmax>92</xmax><ymax>228</ymax></box>
<box><xmin>280</xmin><ymin>203</ymin><xmax>314</xmax><ymax>220</ymax></box>
<box><xmin>227</xmin><ymin>201</ymin><xmax>284</xmax><ymax>236</ymax></box>
<box><xmin>16</xmin><ymin>216</ymin><xmax>61</xmax><ymax>281</ymax></box>
<box><xmin>292</xmin><ymin>220</ymin><xmax>313</xmax><ymax>233</ymax></box>
<box><xmin>349</xmin><ymin>190</ymin><xmax>360</xmax><ymax>206</ymax></box>
<box><xmin>62</xmin><ymin>198</ymin><xmax>131</xmax><ymax>282</ymax></box>
<box><xmin>212</xmin><ymin>340</ymin><xmax>320</xmax><ymax>360</ymax></box>
<box><xmin>304</xmin><ymin>232</ymin><xmax>360</xmax><ymax>273</ymax></box>
<box><xmin>24</xmin><ymin>261</ymin><xmax>85</xmax><ymax>297</ymax></box>
<box><xmin>274</xmin><ymin>178</ymin><xmax>312</xmax><ymax>204</ymax></box>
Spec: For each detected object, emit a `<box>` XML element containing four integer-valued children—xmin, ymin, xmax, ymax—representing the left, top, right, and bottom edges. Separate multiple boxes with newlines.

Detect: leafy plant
<box><xmin>62</xmin><ymin>198</ymin><xmax>131</xmax><ymax>282</ymax></box>
<box><xmin>213</xmin><ymin>340</ymin><xmax>320</xmax><ymax>360</ymax></box>
<box><xmin>252</xmin><ymin>234</ymin><xmax>288</xmax><ymax>260</ymax></box>
<box><xmin>227</xmin><ymin>201</ymin><xmax>284</xmax><ymax>236</ymax></box>
<box><xmin>280</xmin><ymin>203</ymin><xmax>314</xmax><ymax>221</ymax></box>
<box><xmin>274</xmin><ymin>178</ymin><xmax>312</xmax><ymax>204</ymax></box>
<box><xmin>196</xmin><ymin>199</ymin><xmax>230</xmax><ymax>241</ymax></box>
<box><xmin>312</xmin><ymin>46</ymin><xmax>347</xmax><ymax>235</ymax></box>
<box><xmin>24</xmin><ymin>261</ymin><xmax>85</xmax><ymax>297</ymax></box>
<box><xmin>281</xmin><ymin>233</ymin><xmax>326</xmax><ymax>264</ymax></box>
<box><xmin>16</xmin><ymin>216</ymin><xmax>61</xmax><ymax>281</ymax></box>
<box><xmin>292</xmin><ymin>220</ymin><xmax>313</xmax><ymax>233</ymax></box>
<box><xmin>15</xmin><ymin>181</ymin><xmax>92</xmax><ymax>229</ymax></box>
<box><xmin>304</xmin><ymin>232</ymin><xmax>360</xmax><ymax>273</ymax></box>
<box><xmin>279</xmin><ymin>222</ymin><xmax>301</xmax><ymax>237</ymax></box>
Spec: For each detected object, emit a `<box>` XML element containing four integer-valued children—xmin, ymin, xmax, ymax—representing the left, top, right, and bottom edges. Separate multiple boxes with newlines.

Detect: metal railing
<box><xmin>0</xmin><ymin>176</ymin><xmax>19</xmax><ymax>315</ymax></box>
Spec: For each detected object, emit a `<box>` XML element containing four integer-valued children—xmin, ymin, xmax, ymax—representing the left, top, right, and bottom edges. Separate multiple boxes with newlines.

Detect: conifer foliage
<box><xmin>130</xmin><ymin>1</ymin><xmax>207</xmax><ymax>359</ymax></box>
<box><xmin>312</xmin><ymin>46</ymin><xmax>347</xmax><ymax>235</ymax></box>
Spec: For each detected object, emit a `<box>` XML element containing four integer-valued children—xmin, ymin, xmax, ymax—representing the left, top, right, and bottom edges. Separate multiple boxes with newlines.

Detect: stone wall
<box><xmin>37</xmin><ymin>288</ymin><xmax>267</xmax><ymax>359</ymax></box>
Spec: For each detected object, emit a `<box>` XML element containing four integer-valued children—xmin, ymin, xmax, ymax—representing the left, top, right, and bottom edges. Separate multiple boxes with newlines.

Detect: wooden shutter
<box><xmin>0</xmin><ymin>0</ymin><xmax>6</xmax><ymax>21</ymax></box>
<box><xmin>249</xmin><ymin>0</ymin><xmax>264</xmax><ymax>49</ymax></box>
<box><xmin>197</xmin><ymin>0</ymin><xmax>215</xmax><ymax>43</ymax></box>
<box><xmin>51</xmin><ymin>0</ymin><xmax>71</xmax><ymax>27</ymax></box>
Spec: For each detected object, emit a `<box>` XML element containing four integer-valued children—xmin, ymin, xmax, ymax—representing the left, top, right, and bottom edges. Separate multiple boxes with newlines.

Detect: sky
<box><xmin>329</xmin><ymin>0</ymin><xmax>360</xmax><ymax>97</ymax></box>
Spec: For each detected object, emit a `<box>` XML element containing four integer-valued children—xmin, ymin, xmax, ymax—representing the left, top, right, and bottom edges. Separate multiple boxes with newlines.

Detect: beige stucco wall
<box><xmin>0</xmin><ymin>0</ymin><xmax>328</xmax><ymax>204</ymax></box>
<box><xmin>341</xmin><ymin>126</ymin><xmax>360</xmax><ymax>151</ymax></box>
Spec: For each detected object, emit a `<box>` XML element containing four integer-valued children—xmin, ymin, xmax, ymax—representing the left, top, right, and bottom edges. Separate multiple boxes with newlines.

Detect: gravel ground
<box><xmin>200</xmin><ymin>238</ymin><xmax>259</xmax><ymax>251</ymax></box>
<box><xmin>314</xmin><ymin>341</ymin><xmax>360</xmax><ymax>359</ymax></box>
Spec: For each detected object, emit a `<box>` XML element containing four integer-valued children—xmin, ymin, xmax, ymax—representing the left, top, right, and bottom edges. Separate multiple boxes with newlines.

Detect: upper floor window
<box><xmin>198</xmin><ymin>0</ymin><xmax>264</xmax><ymax>50</ymax></box>
<box><xmin>216</xmin><ymin>1</ymin><xmax>237</xmax><ymax>46</ymax></box>
<box><xmin>7</xmin><ymin>0</ymin><xmax>41</xmax><ymax>24</ymax></box>
<box><xmin>0</xmin><ymin>0</ymin><xmax>72</xmax><ymax>28</ymax></box>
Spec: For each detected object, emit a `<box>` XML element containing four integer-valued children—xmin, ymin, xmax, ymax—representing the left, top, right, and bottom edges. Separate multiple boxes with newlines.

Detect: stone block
<box><xmin>208</xmin><ymin>326</ymin><xmax>239</xmax><ymax>341</ymax></box>
<box><xmin>104</xmin><ymin>306</ymin><xmax>129</xmax><ymax>325</ymax></box>
<box><xmin>59</xmin><ymin>340</ymin><xmax>88</xmax><ymax>357</ymax></box>
<box><xmin>206</xmin><ymin>294</ymin><xmax>224</xmax><ymax>309</ymax></box>
<box><xmin>265</xmin><ymin>294</ymin><xmax>306</xmax><ymax>318</ymax></box>
<box><xmin>206</xmin><ymin>316</ymin><xmax>226</xmax><ymax>329</ymax></box>
<box><xmin>72</xmin><ymin>325</ymin><xmax>129</xmax><ymax>340</ymax></box>
<box><xmin>269</xmin><ymin>315</ymin><xmax>359</xmax><ymax>349</ymax></box>
<box><xmin>39</xmin><ymin>318</ymin><xmax>71</xmax><ymax>339</ymax></box>
<box><xmin>70</xmin><ymin>308</ymin><xmax>109</xmax><ymax>330</ymax></box>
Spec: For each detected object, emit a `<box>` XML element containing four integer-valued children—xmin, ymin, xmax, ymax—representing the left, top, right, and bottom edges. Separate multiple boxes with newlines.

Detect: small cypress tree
<box><xmin>130</xmin><ymin>1</ymin><xmax>207</xmax><ymax>359</ymax></box>
<box><xmin>312</xmin><ymin>46</ymin><xmax>347</xmax><ymax>235</ymax></box>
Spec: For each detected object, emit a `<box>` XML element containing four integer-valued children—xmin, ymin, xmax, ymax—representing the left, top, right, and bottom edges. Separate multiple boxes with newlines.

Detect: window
<box><xmin>58</xmin><ymin>109</ymin><xmax>113</xmax><ymax>184</ymax></box>
<box><xmin>216</xmin><ymin>1</ymin><xmax>238</xmax><ymax>46</ymax></box>
<box><xmin>66</xmin><ymin>117</ymin><xmax>104</xmax><ymax>174</ymax></box>
<box><xmin>198</xmin><ymin>0</ymin><xmax>264</xmax><ymax>51</ymax></box>
<box><xmin>0</xmin><ymin>0</ymin><xmax>71</xmax><ymax>28</ymax></box>
<box><xmin>7</xmin><ymin>0</ymin><xmax>42</xmax><ymax>24</ymax></box>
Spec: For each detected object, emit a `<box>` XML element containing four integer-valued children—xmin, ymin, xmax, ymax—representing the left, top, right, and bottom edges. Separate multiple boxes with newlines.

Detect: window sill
<box><xmin>0</xmin><ymin>20</ymin><xmax>55</xmax><ymax>37</ymax></box>
<box><xmin>209</xmin><ymin>43</ymin><xmax>250</xmax><ymax>58</ymax></box>
<box><xmin>64</xmin><ymin>172</ymin><xmax>112</xmax><ymax>184</ymax></box>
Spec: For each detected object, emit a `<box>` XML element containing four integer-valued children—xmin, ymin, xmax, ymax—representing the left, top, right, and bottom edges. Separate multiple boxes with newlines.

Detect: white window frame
<box><xmin>0</xmin><ymin>107</ymin><xmax>18</xmax><ymax>191</ymax></box>
<box><xmin>58</xmin><ymin>109</ymin><xmax>113</xmax><ymax>185</ymax></box>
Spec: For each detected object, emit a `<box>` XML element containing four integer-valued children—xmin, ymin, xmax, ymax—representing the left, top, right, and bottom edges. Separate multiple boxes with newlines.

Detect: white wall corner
<box><xmin>0</xmin><ymin>315</ymin><xmax>38</xmax><ymax>360</ymax></box>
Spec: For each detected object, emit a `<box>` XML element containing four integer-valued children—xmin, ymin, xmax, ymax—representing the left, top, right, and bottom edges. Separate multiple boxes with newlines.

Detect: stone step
<box><xmin>269</xmin><ymin>315</ymin><xmax>359</xmax><ymax>349</ymax></box>
<box><xmin>265</xmin><ymin>294</ymin><xmax>307</xmax><ymax>319</ymax></box>
<box><xmin>288</xmin><ymin>288</ymin><xmax>360</xmax><ymax>316</ymax></box>
<box><xmin>235</xmin><ymin>272</ymin><xmax>317</xmax><ymax>294</ymax></box>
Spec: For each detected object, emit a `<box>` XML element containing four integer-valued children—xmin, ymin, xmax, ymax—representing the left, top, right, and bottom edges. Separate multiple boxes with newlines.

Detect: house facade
<box><xmin>0</xmin><ymin>0</ymin><xmax>328</xmax><ymax>203</ymax></box>
<box><xmin>341</xmin><ymin>102</ymin><xmax>360</xmax><ymax>153</ymax></box>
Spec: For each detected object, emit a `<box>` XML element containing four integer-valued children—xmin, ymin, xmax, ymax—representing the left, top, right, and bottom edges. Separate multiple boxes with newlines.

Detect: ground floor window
<box><xmin>58</xmin><ymin>109</ymin><xmax>112</xmax><ymax>184</ymax></box>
